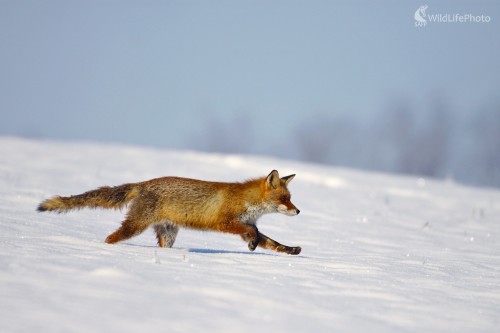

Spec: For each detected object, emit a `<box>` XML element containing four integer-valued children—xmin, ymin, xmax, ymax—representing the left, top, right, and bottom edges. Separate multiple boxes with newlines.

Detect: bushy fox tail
<box><xmin>37</xmin><ymin>183</ymin><xmax>140</xmax><ymax>213</ymax></box>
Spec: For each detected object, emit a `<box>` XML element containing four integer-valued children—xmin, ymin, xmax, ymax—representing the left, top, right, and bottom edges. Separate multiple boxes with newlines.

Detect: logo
<box><xmin>414</xmin><ymin>5</ymin><xmax>491</xmax><ymax>28</ymax></box>
<box><xmin>414</xmin><ymin>5</ymin><xmax>428</xmax><ymax>27</ymax></box>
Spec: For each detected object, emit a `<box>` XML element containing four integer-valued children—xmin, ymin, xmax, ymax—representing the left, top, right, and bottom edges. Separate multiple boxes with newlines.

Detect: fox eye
<box><xmin>280</xmin><ymin>196</ymin><xmax>288</xmax><ymax>203</ymax></box>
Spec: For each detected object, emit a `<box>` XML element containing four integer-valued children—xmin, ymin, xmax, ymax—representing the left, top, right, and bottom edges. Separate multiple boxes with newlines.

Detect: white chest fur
<box><xmin>238</xmin><ymin>203</ymin><xmax>274</xmax><ymax>225</ymax></box>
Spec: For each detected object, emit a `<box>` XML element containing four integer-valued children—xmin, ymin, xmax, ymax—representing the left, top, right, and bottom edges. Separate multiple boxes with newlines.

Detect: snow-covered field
<box><xmin>1</xmin><ymin>137</ymin><xmax>499</xmax><ymax>333</ymax></box>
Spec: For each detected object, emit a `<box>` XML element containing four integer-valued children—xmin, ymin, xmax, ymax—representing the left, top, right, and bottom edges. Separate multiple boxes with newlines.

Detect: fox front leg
<box><xmin>258</xmin><ymin>232</ymin><xmax>301</xmax><ymax>255</ymax></box>
<box><xmin>246</xmin><ymin>225</ymin><xmax>260</xmax><ymax>251</ymax></box>
<box><xmin>217</xmin><ymin>220</ymin><xmax>260</xmax><ymax>252</ymax></box>
<box><xmin>241</xmin><ymin>232</ymin><xmax>301</xmax><ymax>255</ymax></box>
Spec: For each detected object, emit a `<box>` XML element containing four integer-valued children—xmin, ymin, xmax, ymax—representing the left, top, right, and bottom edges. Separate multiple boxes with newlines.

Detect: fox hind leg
<box><xmin>105</xmin><ymin>198</ymin><xmax>154</xmax><ymax>245</ymax></box>
<box><xmin>154</xmin><ymin>222</ymin><xmax>179</xmax><ymax>248</ymax></box>
<box><xmin>105</xmin><ymin>216</ymin><xmax>151</xmax><ymax>244</ymax></box>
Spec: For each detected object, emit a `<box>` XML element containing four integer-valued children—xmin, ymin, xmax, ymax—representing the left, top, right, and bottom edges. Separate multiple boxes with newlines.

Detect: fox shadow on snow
<box><xmin>122</xmin><ymin>242</ymin><xmax>277</xmax><ymax>256</ymax></box>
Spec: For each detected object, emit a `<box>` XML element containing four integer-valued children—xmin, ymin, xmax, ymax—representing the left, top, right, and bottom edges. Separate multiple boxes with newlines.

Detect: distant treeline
<box><xmin>195</xmin><ymin>100</ymin><xmax>500</xmax><ymax>188</ymax></box>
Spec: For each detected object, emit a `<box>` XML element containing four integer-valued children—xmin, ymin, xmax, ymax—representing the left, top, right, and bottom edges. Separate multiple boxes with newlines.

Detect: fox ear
<box><xmin>266</xmin><ymin>170</ymin><xmax>280</xmax><ymax>189</ymax></box>
<box><xmin>281</xmin><ymin>174</ymin><xmax>295</xmax><ymax>185</ymax></box>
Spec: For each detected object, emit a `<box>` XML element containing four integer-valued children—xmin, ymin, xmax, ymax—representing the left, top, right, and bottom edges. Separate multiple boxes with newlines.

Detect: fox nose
<box><xmin>296</xmin><ymin>209</ymin><xmax>300</xmax><ymax>215</ymax></box>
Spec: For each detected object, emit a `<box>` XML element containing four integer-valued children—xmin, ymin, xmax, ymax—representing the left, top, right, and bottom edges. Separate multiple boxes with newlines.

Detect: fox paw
<box><xmin>277</xmin><ymin>245</ymin><xmax>301</xmax><ymax>255</ymax></box>
<box><xmin>248</xmin><ymin>241</ymin><xmax>256</xmax><ymax>251</ymax></box>
<box><xmin>288</xmin><ymin>246</ymin><xmax>301</xmax><ymax>255</ymax></box>
<box><xmin>248</xmin><ymin>237</ymin><xmax>260</xmax><ymax>251</ymax></box>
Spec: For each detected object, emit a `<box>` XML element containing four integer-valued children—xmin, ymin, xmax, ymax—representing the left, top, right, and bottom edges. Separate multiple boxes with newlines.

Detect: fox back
<box><xmin>136</xmin><ymin>173</ymin><xmax>298</xmax><ymax>229</ymax></box>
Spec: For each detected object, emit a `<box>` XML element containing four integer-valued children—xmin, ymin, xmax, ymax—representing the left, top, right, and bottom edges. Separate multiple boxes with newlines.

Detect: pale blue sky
<box><xmin>1</xmin><ymin>1</ymin><xmax>499</xmax><ymax>185</ymax></box>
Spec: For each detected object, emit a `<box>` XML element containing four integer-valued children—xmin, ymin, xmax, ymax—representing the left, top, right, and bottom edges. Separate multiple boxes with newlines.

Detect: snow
<box><xmin>1</xmin><ymin>137</ymin><xmax>499</xmax><ymax>333</ymax></box>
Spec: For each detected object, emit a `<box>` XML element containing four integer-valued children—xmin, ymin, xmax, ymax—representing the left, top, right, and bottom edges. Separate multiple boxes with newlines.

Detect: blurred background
<box><xmin>1</xmin><ymin>1</ymin><xmax>499</xmax><ymax>188</ymax></box>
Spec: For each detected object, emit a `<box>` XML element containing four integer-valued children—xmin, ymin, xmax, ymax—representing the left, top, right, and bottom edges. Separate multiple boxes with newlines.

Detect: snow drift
<box><xmin>1</xmin><ymin>137</ymin><xmax>499</xmax><ymax>333</ymax></box>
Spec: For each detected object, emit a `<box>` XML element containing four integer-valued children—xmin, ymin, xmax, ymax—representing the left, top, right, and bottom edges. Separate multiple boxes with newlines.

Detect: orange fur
<box><xmin>38</xmin><ymin>170</ymin><xmax>301</xmax><ymax>255</ymax></box>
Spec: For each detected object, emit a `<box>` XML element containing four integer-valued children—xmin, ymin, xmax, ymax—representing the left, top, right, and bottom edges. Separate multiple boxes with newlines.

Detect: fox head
<box><xmin>263</xmin><ymin>170</ymin><xmax>300</xmax><ymax>216</ymax></box>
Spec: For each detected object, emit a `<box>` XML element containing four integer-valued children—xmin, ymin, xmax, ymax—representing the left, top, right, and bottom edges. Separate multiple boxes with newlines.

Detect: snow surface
<box><xmin>1</xmin><ymin>137</ymin><xmax>499</xmax><ymax>333</ymax></box>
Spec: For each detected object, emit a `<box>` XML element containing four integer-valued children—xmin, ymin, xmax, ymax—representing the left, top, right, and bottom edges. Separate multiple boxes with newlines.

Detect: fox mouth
<box><xmin>278</xmin><ymin>204</ymin><xmax>300</xmax><ymax>216</ymax></box>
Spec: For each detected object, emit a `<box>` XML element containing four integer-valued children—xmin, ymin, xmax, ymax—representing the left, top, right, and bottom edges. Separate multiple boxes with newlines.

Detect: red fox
<box><xmin>38</xmin><ymin>170</ymin><xmax>301</xmax><ymax>255</ymax></box>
